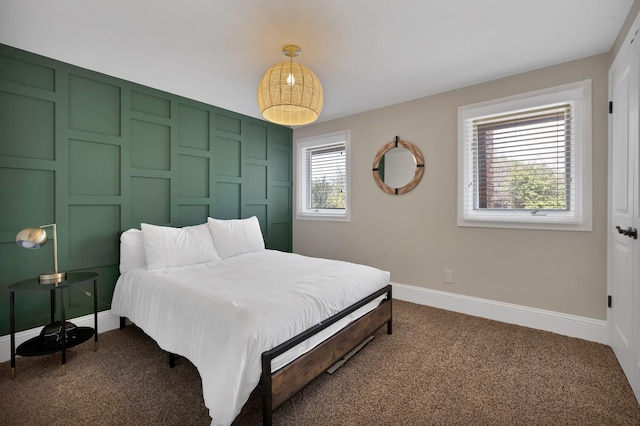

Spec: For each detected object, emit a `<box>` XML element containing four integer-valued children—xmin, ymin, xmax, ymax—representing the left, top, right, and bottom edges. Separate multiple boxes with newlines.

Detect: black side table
<box><xmin>9</xmin><ymin>271</ymin><xmax>98</xmax><ymax>378</ymax></box>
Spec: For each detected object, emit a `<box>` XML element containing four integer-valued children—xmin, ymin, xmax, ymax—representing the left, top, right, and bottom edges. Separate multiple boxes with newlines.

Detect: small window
<box><xmin>458</xmin><ymin>80</ymin><xmax>592</xmax><ymax>231</ymax></box>
<box><xmin>296</xmin><ymin>130</ymin><xmax>350</xmax><ymax>221</ymax></box>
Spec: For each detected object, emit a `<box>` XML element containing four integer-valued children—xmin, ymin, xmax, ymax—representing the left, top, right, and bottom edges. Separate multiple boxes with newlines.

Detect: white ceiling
<box><xmin>0</xmin><ymin>0</ymin><xmax>634</xmax><ymax>126</ymax></box>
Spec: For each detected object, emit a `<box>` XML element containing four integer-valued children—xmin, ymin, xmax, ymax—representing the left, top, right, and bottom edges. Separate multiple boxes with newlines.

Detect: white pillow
<box><xmin>207</xmin><ymin>216</ymin><xmax>265</xmax><ymax>259</ymax></box>
<box><xmin>119</xmin><ymin>228</ymin><xmax>147</xmax><ymax>273</ymax></box>
<box><xmin>141</xmin><ymin>223</ymin><xmax>220</xmax><ymax>270</ymax></box>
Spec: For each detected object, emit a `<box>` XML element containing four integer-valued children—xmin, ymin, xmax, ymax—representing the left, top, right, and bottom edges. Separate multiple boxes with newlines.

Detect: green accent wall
<box><xmin>0</xmin><ymin>44</ymin><xmax>293</xmax><ymax>335</ymax></box>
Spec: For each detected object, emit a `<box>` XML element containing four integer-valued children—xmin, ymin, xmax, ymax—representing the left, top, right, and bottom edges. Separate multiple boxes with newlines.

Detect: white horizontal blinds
<box><xmin>306</xmin><ymin>142</ymin><xmax>346</xmax><ymax>209</ymax></box>
<box><xmin>469</xmin><ymin>102</ymin><xmax>577</xmax><ymax>212</ymax></box>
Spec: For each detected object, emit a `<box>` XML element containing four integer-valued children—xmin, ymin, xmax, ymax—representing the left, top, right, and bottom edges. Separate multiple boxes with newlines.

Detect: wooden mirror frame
<box><xmin>372</xmin><ymin>137</ymin><xmax>425</xmax><ymax>195</ymax></box>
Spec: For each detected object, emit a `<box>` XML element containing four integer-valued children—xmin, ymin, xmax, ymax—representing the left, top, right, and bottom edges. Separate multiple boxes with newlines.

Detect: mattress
<box><xmin>111</xmin><ymin>249</ymin><xmax>390</xmax><ymax>425</ymax></box>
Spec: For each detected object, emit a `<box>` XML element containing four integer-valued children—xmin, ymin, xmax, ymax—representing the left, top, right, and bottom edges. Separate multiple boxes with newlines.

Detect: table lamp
<box><xmin>16</xmin><ymin>223</ymin><xmax>66</xmax><ymax>284</ymax></box>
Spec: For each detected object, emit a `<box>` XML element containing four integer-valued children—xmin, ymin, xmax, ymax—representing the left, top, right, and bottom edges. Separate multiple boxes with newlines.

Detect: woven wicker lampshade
<box><xmin>257</xmin><ymin>45</ymin><xmax>323</xmax><ymax>126</ymax></box>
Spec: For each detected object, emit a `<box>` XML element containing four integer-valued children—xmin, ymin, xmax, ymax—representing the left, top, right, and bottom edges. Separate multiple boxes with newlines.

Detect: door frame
<box><xmin>608</xmin><ymin>10</ymin><xmax>640</xmax><ymax>405</ymax></box>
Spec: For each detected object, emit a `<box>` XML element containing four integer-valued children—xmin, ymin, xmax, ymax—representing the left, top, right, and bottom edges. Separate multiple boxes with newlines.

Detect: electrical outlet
<box><xmin>444</xmin><ymin>269</ymin><xmax>454</xmax><ymax>284</ymax></box>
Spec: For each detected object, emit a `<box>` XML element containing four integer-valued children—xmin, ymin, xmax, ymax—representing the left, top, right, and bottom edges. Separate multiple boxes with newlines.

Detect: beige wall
<box><xmin>293</xmin><ymin>53</ymin><xmax>610</xmax><ymax>320</ymax></box>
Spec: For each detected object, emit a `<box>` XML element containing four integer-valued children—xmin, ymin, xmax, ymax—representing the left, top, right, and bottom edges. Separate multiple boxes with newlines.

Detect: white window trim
<box><xmin>296</xmin><ymin>130</ymin><xmax>351</xmax><ymax>222</ymax></box>
<box><xmin>457</xmin><ymin>80</ymin><xmax>592</xmax><ymax>231</ymax></box>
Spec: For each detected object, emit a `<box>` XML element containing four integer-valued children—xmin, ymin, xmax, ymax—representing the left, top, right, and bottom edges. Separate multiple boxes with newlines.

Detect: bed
<box><xmin>110</xmin><ymin>217</ymin><xmax>393</xmax><ymax>425</ymax></box>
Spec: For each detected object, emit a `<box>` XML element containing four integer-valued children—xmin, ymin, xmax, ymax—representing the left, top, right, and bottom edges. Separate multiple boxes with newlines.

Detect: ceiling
<box><xmin>0</xmin><ymin>0</ymin><xmax>635</xmax><ymax>126</ymax></box>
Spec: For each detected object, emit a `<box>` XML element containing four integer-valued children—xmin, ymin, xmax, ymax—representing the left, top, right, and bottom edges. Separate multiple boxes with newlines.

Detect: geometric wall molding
<box><xmin>0</xmin><ymin>43</ymin><xmax>293</xmax><ymax>336</ymax></box>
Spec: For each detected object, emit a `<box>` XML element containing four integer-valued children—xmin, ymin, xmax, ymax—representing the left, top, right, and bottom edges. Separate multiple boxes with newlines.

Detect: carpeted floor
<box><xmin>0</xmin><ymin>300</ymin><xmax>639</xmax><ymax>425</ymax></box>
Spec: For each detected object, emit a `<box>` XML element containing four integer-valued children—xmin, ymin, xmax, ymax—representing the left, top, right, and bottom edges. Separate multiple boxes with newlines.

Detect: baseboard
<box><xmin>0</xmin><ymin>287</ymin><xmax>608</xmax><ymax>364</ymax></box>
<box><xmin>0</xmin><ymin>310</ymin><xmax>122</xmax><ymax>363</ymax></box>
<box><xmin>392</xmin><ymin>283</ymin><xmax>608</xmax><ymax>344</ymax></box>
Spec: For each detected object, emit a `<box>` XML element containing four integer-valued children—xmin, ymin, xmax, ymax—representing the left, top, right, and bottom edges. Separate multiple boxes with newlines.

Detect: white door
<box><xmin>609</xmin><ymin>26</ymin><xmax>640</xmax><ymax>403</ymax></box>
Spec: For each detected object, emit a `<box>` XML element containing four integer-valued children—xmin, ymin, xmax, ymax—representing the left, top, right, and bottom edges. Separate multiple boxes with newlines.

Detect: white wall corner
<box><xmin>392</xmin><ymin>283</ymin><xmax>608</xmax><ymax>344</ymax></box>
<box><xmin>0</xmin><ymin>310</ymin><xmax>122</xmax><ymax>364</ymax></box>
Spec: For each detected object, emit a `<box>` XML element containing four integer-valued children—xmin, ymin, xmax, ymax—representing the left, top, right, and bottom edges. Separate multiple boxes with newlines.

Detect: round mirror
<box><xmin>372</xmin><ymin>137</ymin><xmax>424</xmax><ymax>194</ymax></box>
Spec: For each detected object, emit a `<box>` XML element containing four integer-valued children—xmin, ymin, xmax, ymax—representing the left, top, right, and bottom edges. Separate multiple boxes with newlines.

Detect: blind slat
<box><xmin>468</xmin><ymin>103</ymin><xmax>575</xmax><ymax>211</ymax></box>
<box><xmin>306</xmin><ymin>143</ymin><xmax>347</xmax><ymax>209</ymax></box>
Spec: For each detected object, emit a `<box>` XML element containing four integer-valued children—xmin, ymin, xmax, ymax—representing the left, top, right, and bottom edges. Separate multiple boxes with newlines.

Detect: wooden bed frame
<box><xmin>115</xmin><ymin>230</ymin><xmax>393</xmax><ymax>424</ymax></box>
<box><xmin>118</xmin><ymin>284</ymin><xmax>392</xmax><ymax>425</ymax></box>
<box><xmin>260</xmin><ymin>284</ymin><xmax>392</xmax><ymax>425</ymax></box>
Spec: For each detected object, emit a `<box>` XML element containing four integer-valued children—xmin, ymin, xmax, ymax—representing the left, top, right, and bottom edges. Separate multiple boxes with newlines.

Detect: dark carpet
<box><xmin>0</xmin><ymin>300</ymin><xmax>638</xmax><ymax>425</ymax></box>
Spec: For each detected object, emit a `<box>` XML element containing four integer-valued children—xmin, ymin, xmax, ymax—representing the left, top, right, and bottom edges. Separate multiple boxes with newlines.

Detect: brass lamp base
<box><xmin>39</xmin><ymin>272</ymin><xmax>66</xmax><ymax>284</ymax></box>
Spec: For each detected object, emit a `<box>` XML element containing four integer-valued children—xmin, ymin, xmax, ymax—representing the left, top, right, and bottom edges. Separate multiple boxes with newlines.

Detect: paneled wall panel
<box><xmin>68</xmin><ymin>139</ymin><xmax>121</xmax><ymax>196</ymax></box>
<box><xmin>68</xmin><ymin>74</ymin><xmax>121</xmax><ymax>136</ymax></box>
<box><xmin>271</xmin><ymin>145</ymin><xmax>291</xmax><ymax>183</ymax></box>
<box><xmin>215</xmin><ymin>113</ymin><xmax>242</xmax><ymax>134</ymax></box>
<box><xmin>177</xmin><ymin>205</ymin><xmax>210</xmax><ymax>226</ymax></box>
<box><xmin>269</xmin><ymin>223</ymin><xmax>292</xmax><ymax>253</ymax></box>
<box><xmin>131</xmin><ymin>177</ymin><xmax>171</xmax><ymax>224</ymax></box>
<box><xmin>271</xmin><ymin>186</ymin><xmax>292</xmax><ymax>223</ymax></box>
<box><xmin>131</xmin><ymin>90</ymin><xmax>171</xmax><ymax>118</ymax></box>
<box><xmin>246</xmin><ymin>163</ymin><xmax>267</xmax><ymax>199</ymax></box>
<box><xmin>131</xmin><ymin>120</ymin><xmax>171</xmax><ymax>170</ymax></box>
<box><xmin>214</xmin><ymin>183</ymin><xmax>241</xmax><ymax>219</ymax></box>
<box><xmin>245</xmin><ymin>122</ymin><xmax>268</xmax><ymax>160</ymax></box>
<box><xmin>68</xmin><ymin>204</ymin><xmax>120</xmax><ymax>268</ymax></box>
<box><xmin>216</xmin><ymin>136</ymin><xmax>241</xmax><ymax>177</ymax></box>
<box><xmin>178</xmin><ymin>154</ymin><xmax>209</xmax><ymax>198</ymax></box>
<box><xmin>0</xmin><ymin>168</ymin><xmax>55</xmax><ymax>231</ymax></box>
<box><xmin>268</xmin><ymin>127</ymin><xmax>293</xmax><ymax>251</ymax></box>
<box><xmin>0</xmin><ymin>92</ymin><xmax>55</xmax><ymax>159</ymax></box>
<box><xmin>178</xmin><ymin>104</ymin><xmax>209</xmax><ymax>151</ymax></box>
<box><xmin>0</xmin><ymin>55</ymin><xmax>55</xmax><ymax>91</ymax></box>
<box><xmin>0</xmin><ymin>44</ymin><xmax>292</xmax><ymax>336</ymax></box>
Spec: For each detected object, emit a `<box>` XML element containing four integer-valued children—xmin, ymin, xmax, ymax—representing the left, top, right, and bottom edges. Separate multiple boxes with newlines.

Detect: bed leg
<box><xmin>119</xmin><ymin>317</ymin><xmax>126</xmax><ymax>329</ymax></box>
<box><xmin>387</xmin><ymin>287</ymin><xmax>393</xmax><ymax>335</ymax></box>
<box><xmin>169</xmin><ymin>353</ymin><xmax>180</xmax><ymax>368</ymax></box>
<box><xmin>261</xmin><ymin>353</ymin><xmax>273</xmax><ymax>426</ymax></box>
<box><xmin>263</xmin><ymin>405</ymin><xmax>272</xmax><ymax>426</ymax></box>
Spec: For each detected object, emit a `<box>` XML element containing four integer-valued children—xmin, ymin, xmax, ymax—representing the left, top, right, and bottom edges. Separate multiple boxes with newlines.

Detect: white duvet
<box><xmin>110</xmin><ymin>250</ymin><xmax>390</xmax><ymax>425</ymax></box>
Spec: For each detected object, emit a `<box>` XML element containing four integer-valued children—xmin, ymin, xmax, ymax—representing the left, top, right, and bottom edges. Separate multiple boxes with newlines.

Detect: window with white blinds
<box><xmin>458</xmin><ymin>80</ymin><xmax>592</xmax><ymax>231</ymax></box>
<box><xmin>297</xmin><ymin>130</ymin><xmax>350</xmax><ymax>221</ymax></box>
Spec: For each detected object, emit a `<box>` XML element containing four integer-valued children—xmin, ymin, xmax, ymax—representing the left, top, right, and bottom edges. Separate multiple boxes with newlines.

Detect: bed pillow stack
<box><xmin>141</xmin><ymin>223</ymin><xmax>221</xmax><ymax>270</ymax></box>
<box><xmin>118</xmin><ymin>216</ymin><xmax>266</xmax><ymax>272</ymax></box>
<box><xmin>207</xmin><ymin>216</ymin><xmax>265</xmax><ymax>259</ymax></box>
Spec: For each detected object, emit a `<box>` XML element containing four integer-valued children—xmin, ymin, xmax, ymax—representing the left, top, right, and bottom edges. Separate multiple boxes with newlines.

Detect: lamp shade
<box><xmin>16</xmin><ymin>224</ymin><xmax>66</xmax><ymax>284</ymax></box>
<box><xmin>16</xmin><ymin>227</ymin><xmax>48</xmax><ymax>249</ymax></box>
<box><xmin>257</xmin><ymin>45</ymin><xmax>323</xmax><ymax>126</ymax></box>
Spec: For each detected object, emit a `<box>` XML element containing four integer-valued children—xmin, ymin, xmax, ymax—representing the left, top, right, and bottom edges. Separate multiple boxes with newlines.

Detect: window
<box><xmin>297</xmin><ymin>130</ymin><xmax>350</xmax><ymax>221</ymax></box>
<box><xmin>458</xmin><ymin>80</ymin><xmax>592</xmax><ymax>231</ymax></box>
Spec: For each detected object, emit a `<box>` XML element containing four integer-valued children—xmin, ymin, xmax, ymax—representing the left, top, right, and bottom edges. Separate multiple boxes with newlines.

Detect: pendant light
<box><xmin>257</xmin><ymin>44</ymin><xmax>323</xmax><ymax>126</ymax></box>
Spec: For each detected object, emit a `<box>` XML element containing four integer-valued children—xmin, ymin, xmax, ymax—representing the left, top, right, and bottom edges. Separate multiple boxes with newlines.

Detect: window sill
<box><xmin>296</xmin><ymin>212</ymin><xmax>351</xmax><ymax>222</ymax></box>
<box><xmin>457</xmin><ymin>216</ymin><xmax>592</xmax><ymax>232</ymax></box>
